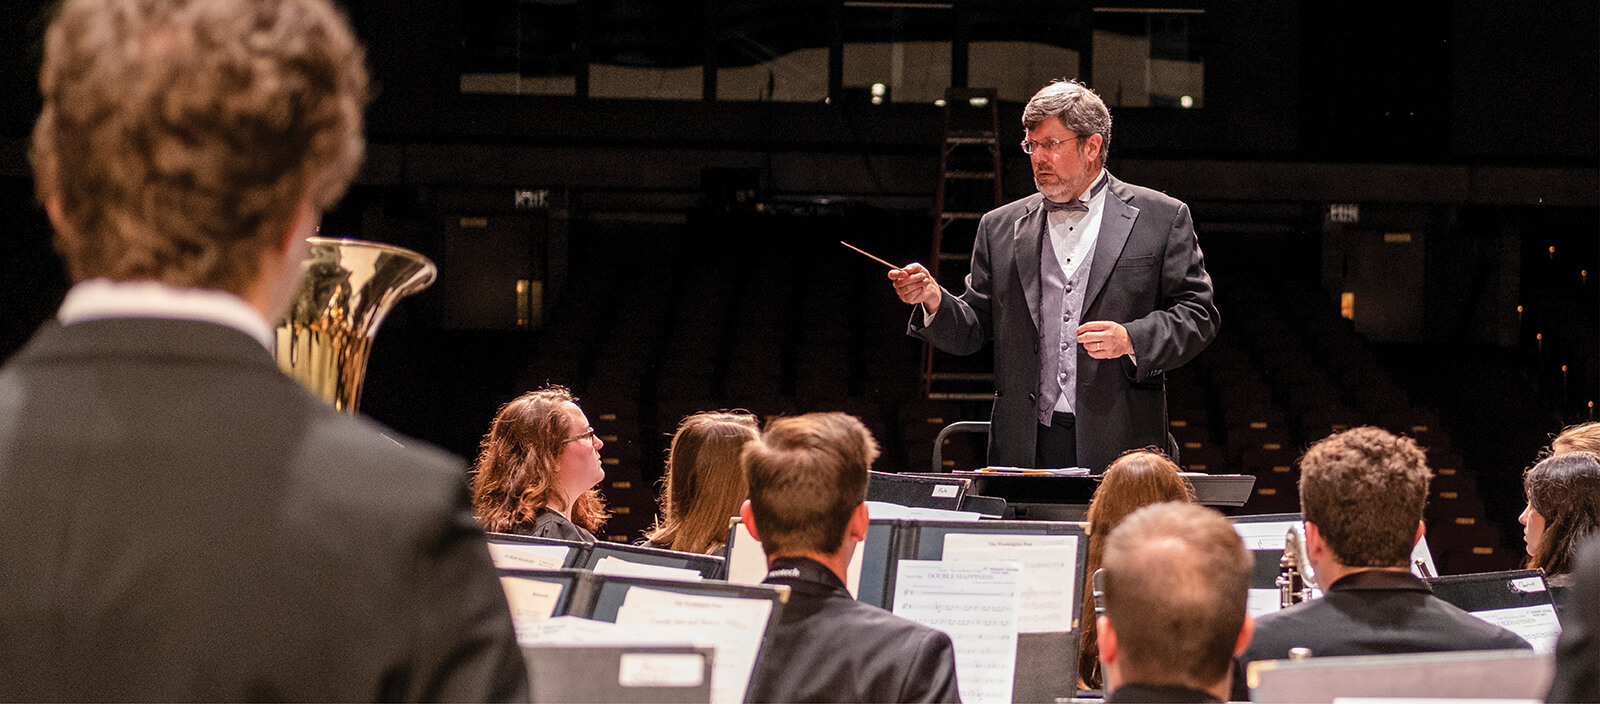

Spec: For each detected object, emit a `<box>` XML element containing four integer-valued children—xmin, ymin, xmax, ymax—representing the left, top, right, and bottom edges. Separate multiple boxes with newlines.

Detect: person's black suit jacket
<box><xmin>1233</xmin><ymin>570</ymin><xmax>1531</xmax><ymax>700</ymax></box>
<box><xmin>1104</xmin><ymin>683</ymin><xmax>1221</xmax><ymax>703</ymax></box>
<box><xmin>744</xmin><ymin>557</ymin><xmax>961</xmax><ymax>703</ymax></box>
<box><xmin>1548</xmin><ymin>536</ymin><xmax>1600</xmax><ymax>703</ymax></box>
<box><xmin>0</xmin><ymin>318</ymin><xmax>528</xmax><ymax>702</ymax></box>
<box><xmin>909</xmin><ymin>173</ymin><xmax>1218</xmax><ymax>471</ymax></box>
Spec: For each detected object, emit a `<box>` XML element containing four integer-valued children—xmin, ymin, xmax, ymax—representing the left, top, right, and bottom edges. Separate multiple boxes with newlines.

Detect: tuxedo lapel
<box><xmin>1085</xmin><ymin>178</ymin><xmax>1139</xmax><ymax>310</ymax></box>
<box><xmin>1014</xmin><ymin>197</ymin><xmax>1046</xmax><ymax>327</ymax></box>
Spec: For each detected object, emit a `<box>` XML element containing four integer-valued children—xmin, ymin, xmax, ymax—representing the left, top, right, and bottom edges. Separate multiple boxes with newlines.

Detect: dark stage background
<box><xmin>0</xmin><ymin>0</ymin><xmax>1595</xmax><ymax>567</ymax></box>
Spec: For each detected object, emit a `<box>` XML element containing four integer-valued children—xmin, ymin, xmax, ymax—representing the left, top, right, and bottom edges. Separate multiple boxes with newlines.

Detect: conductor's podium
<box><xmin>878</xmin><ymin>470</ymin><xmax>1256</xmax><ymax>521</ymax></box>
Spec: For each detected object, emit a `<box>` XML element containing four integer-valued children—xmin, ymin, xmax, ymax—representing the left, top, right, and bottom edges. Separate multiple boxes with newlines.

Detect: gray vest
<box><xmin>1036</xmin><ymin>219</ymin><xmax>1096</xmax><ymax>425</ymax></box>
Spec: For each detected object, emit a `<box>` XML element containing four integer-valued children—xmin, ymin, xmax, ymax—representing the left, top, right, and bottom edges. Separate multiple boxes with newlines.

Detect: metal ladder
<box><xmin>924</xmin><ymin>87</ymin><xmax>1003</xmax><ymax>401</ymax></box>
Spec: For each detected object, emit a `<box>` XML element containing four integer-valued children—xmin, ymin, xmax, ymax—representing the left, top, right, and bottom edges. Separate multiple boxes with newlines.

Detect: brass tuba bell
<box><xmin>273</xmin><ymin>237</ymin><xmax>437</xmax><ymax>413</ymax></box>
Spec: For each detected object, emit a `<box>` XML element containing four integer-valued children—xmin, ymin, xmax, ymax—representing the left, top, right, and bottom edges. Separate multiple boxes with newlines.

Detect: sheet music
<box><xmin>1247</xmin><ymin>588</ymin><xmax>1283</xmax><ymax>618</ymax></box>
<box><xmin>614</xmin><ymin>586</ymin><xmax>774</xmax><ymax>704</ymax></box>
<box><xmin>1410</xmin><ymin>537</ymin><xmax>1438</xmax><ymax>578</ymax></box>
<box><xmin>940</xmin><ymin>533</ymin><xmax>1078</xmax><ymax>633</ymax></box>
<box><xmin>1234</xmin><ymin>521</ymin><xmax>1297</xmax><ymax>550</ymax></box>
<box><xmin>515</xmin><ymin>614</ymin><xmax>642</xmax><ymax>644</ymax></box>
<box><xmin>726</xmin><ymin>522</ymin><xmax>768</xmax><ymax>585</ymax></box>
<box><xmin>726</xmin><ymin>520</ymin><xmax>866</xmax><ymax>597</ymax></box>
<box><xmin>864</xmin><ymin>500</ymin><xmax>982</xmax><ymax>522</ymax></box>
<box><xmin>1468</xmin><ymin>604</ymin><xmax>1562</xmax><ymax>653</ymax></box>
<box><xmin>593</xmin><ymin>555</ymin><xmax>705</xmax><ymax>582</ymax></box>
<box><xmin>499</xmin><ymin>576</ymin><xmax>566</xmax><ymax>641</ymax></box>
<box><xmin>486</xmin><ymin>542</ymin><xmax>569</xmax><ymax>570</ymax></box>
<box><xmin>892</xmin><ymin>561</ymin><xmax>1020</xmax><ymax>704</ymax></box>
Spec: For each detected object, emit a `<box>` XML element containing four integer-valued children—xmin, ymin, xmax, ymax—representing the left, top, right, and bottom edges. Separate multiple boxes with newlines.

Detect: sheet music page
<box><xmin>614</xmin><ymin>586</ymin><xmax>774</xmax><ymax>704</ymax></box>
<box><xmin>593</xmin><ymin>556</ymin><xmax>705</xmax><ymax>582</ymax></box>
<box><xmin>892</xmin><ymin>561</ymin><xmax>1020</xmax><ymax>704</ymax></box>
<box><xmin>1410</xmin><ymin>537</ymin><xmax>1438</xmax><ymax>577</ymax></box>
<box><xmin>726</xmin><ymin>522</ymin><xmax>768</xmax><ymax>585</ymax></box>
<box><xmin>486</xmin><ymin>542</ymin><xmax>569</xmax><ymax>570</ymax></box>
<box><xmin>1247</xmin><ymin>588</ymin><xmax>1283</xmax><ymax>618</ymax></box>
<box><xmin>498</xmin><ymin>576</ymin><xmax>566</xmax><ymax>641</ymax></box>
<box><xmin>1469</xmin><ymin>604</ymin><xmax>1562</xmax><ymax>653</ymax></box>
<box><xmin>940</xmin><ymin>533</ymin><xmax>1078</xmax><ymax>633</ymax></box>
<box><xmin>515</xmin><ymin>614</ymin><xmax>640</xmax><ymax>643</ymax></box>
<box><xmin>728</xmin><ymin>521</ymin><xmax>865</xmax><ymax>597</ymax></box>
<box><xmin>1233</xmin><ymin>521</ymin><xmax>1297</xmax><ymax>550</ymax></box>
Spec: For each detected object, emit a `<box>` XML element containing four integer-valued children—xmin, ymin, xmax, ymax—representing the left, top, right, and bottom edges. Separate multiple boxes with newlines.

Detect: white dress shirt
<box><xmin>57</xmin><ymin>278</ymin><xmax>275</xmax><ymax>350</ymax></box>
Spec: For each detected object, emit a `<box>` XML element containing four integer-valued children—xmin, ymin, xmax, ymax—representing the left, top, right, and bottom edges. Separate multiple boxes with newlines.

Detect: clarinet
<box><xmin>1277</xmin><ymin>524</ymin><xmax>1316</xmax><ymax>607</ymax></box>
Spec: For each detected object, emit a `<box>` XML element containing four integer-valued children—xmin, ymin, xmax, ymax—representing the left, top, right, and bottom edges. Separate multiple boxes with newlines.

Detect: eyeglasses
<box><xmin>562</xmin><ymin>427</ymin><xmax>600</xmax><ymax>446</ymax></box>
<box><xmin>1020</xmin><ymin>135</ymin><xmax>1087</xmax><ymax>154</ymax></box>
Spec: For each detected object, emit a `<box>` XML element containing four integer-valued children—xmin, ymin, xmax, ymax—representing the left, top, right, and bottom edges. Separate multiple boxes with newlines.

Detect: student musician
<box><xmin>1098</xmin><ymin>502</ymin><xmax>1255</xmax><ymax>703</ymax></box>
<box><xmin>1235</xmin><ymin>427</ymin><xmax>1530</xmax><ymax>698</ymax></box>
<box><xmin>741</xmin><ymin>413</ymin><xmax>961</xmax><ymax>703</ymax></box>
<box><xmin>0</xmin><ymin>0</ymin><xmax>525</xmax><ymax>698</ymax></box>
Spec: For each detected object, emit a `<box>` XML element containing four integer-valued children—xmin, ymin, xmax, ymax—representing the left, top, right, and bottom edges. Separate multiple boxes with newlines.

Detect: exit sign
<box><xmin>1328</xmin><ymin>203</ymin><xmax>1360</xmax><ymax>223</ymax></box>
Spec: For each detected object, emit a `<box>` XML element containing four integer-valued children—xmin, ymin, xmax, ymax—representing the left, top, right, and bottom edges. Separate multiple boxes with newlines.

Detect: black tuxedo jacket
<box><xmin>744</xmin><ymin>558</ymin><xmax>960</xmax><ymax>703</ymax></box>
<box><xmin>1233</xmin><ymin>570</ymin><xmax>1531</xmax><ymax>700</ymax></box>
<box><xmin>1104</xmin><ymin>683</ymin><xmax>1222</xmax><ymax>703</ymax></box>
<box><xmin>909</xmin><ymin>173</ymin><xmax>1218</xmax><ymax>471</ymax></box>
<box><xmin>0</xmin><ymin>318</ymin><xmax>527</xmax><ymax>701</ymax></box>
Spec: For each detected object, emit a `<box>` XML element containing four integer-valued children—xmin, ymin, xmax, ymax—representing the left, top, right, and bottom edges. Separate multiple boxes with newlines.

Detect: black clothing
<box><xmin>907</xmin><ymin>174</ymin><xmax>1218</xmax><ymax>472</ymax></box>
<box><xmin>1549</xmin><ymin>537</ymin><xmax>1600</xmax><ymax>703</ymax></box>
<box><xmin>745</xmin><ymin>557</ymin><xmax>961</xmax><ymax>703</ymax></box>
<box><xmin>1035</xmin><ymin>411</ymin><xmax>1078</xmax><ymax>468</ymax></box>
<box><xmin>1235</xmin><ymin>569</ymin><xmax>1532</xmax><ymax>700</ymax></box>
<box><xmin>513</xmin><ymin>507</ymin><xmax>596</xmax><ymax>543</ymax></box>
<box><xmin>0</xmin><ymin>319</ymin><xmax>527</xmax><ymax>701</ymax></box>
<box><xmin>1105</xmin><ymin>683</ymin><xmax>1222</xmax><ymax>703</ymax></box>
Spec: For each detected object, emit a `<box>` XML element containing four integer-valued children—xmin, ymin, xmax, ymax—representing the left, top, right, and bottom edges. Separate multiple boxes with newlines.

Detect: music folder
<box><xmin>868</xmin><ymin>471</ymin><xmax>1007</xmax><ymax>517</ymax></box>
<box><xmin>499</xmin><ymin>568</ymin><xmax>789</xmax><ymax>704</ymax></box>
<box><xmin>581</xmin><ymin>540</ymin><xmax>727</xmax><ymax>580</ymax></box>
<box><xmin>1427</xmin><ymin>569</ymin><xmax>1562</xmax><ymax>652</ymax></box>
<box><xmin>522</xmin><ymin>644</ymin><xmax>714</xmax><ymax>703</ymax></box>
<box><xmin>485</xmin><ymin>532</ymin><xmax>588</xmax><ymax>570</ymax></box>
<box><xmin>485</xmin><ymin>532</ymin><xmax>727</xmax><ymax>579</ymax></box>
<box><xmin>883</xmin><ymin>519</ymin><xmax>1090</xmax><ymax>704</ymax></box>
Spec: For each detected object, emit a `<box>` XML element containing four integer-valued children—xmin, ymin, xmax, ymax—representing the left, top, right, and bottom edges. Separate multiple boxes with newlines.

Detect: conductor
<box><xmin>891</xmin><ymin>79</ymin><xmax>1218</xmax><ymax>472</ymax></box>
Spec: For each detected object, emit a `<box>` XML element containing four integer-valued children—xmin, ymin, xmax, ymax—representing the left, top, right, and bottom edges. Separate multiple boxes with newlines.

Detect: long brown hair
<box><xmin>471</xmin><ymin>385</ymin><xmax>608</xmax><ymax>533</ymax></box>
<box><xmin>1078</xmin><ymin>448</ymin><xmax>1194</xmax><ymax>689</ymax></box>
<box><xmin>1524</xmin><ymin>451</ymin><xmax>1600</xmax><ymax>577</ymax></box>
<box><xmin>645</xmin><ymin>412</ymin><xmax>760</xmax><ymax>554</ymax></box>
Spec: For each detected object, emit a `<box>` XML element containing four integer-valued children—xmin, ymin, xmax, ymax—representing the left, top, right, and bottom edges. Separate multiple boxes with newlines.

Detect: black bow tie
<box><xmin>1041</xmin><ymin>198</ymin><xmax>1090</xmax><ymax>213</ymax></box>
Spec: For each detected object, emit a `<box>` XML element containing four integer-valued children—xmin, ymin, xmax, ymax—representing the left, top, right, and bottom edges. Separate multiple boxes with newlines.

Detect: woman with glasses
<box><xmin>641</xmin><ymin>411</ymin><xmax>760</xmax><ymax>555</ymax></box>
<box><xmin>471</xmin><ymin>385</ymin><xmax>608</xmax><ymax>542</ymax></box>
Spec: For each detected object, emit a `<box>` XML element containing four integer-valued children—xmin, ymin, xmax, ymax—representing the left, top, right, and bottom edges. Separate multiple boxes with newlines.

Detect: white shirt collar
<box><xmin>1075</xmin><ymin>169</ymin><xmax>1110</xmax><ymax>204</ymax></box>
<box><xmin>56</xmin><ymin>279</ymin><xmax>275</xmax><ymax>350</ymax></box>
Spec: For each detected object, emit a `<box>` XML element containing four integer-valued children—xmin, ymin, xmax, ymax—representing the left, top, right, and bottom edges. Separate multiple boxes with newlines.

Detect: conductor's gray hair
<box><xmin>1022</xmin><ymin>79</ymin><xmax>1112</xmax><ymax>157</ymax></box>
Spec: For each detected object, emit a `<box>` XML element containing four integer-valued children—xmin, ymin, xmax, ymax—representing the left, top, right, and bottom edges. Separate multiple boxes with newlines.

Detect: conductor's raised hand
<box><xmin>888</xmin><ymin>263</ymin><xmax>942</xmax><ymax>314</ymax></box>
<box><xmin>1076</xmin><ymin>320</ymin><xmax>1133</xmax><ymax>359</ymax></box>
